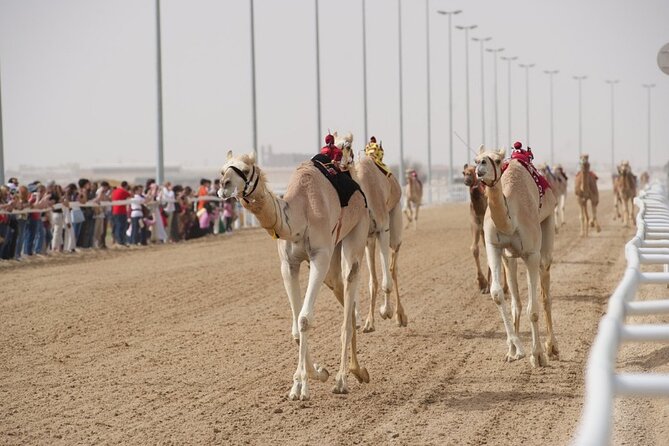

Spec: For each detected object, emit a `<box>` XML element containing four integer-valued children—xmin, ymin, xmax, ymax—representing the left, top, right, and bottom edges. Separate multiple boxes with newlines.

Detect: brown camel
<box><xmin>403</xmin><ymin>169</ymin><xmax>423</xmax><ymax>229</ymax></box>
<box><xmin>613</xmin><ymin>160</ymin><xmax>637</xmax><ymax>227</ymax></box>
<box><xmin>463</xmin><ymin>164</ymin><xmax>490</xmax><ymax>293</ymax></box>
<box><xmin>219</xmin><ymin>151</ymin><xmax>370</xmax><ymax>400</ymax></box>
<box><xmin>474</xmin><ymin>145</ymin><xmax>559</xmax><ymax>367</ymax></box>
<box><xmin>574</xmin><ymin>154</ymin><xmax>601</xmax><ymax>237</ymax></box>
<box><xmin>336</xmin><ymin>133</ymin><xmax>407</xmax><ymax>333</ymax></box>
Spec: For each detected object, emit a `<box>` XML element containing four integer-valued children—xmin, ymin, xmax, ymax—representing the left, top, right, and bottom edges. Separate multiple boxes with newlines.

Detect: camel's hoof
<box><xmin>351</xmin><ymin>367</ymin><xmax>370</xmax><ymax>384</ymax></box>
<box><xmin>379</xmin><ymin>304</ymin><xmax>392</xmax><ymax>320</ymax></box>
<box><xmin>289</xmin><ymin>382</ymin><xmax>301</xmax><ymax>401</ymax></box>
<box><xmin>545</xmin><ymin>341</ymin><xmax>560</xmax><ymax>360</ymax></box>
<box><xmin>362</xmin><ymin>319</ymin><xmax>375</xmax><ymax>333</ymax></box>
<box><xmin>596</xmin><ymin>225</ymin><xmax>601</xmax><ymax>233</ymax></box>
<box><xmin>395</xmin><ymin>311</ymin><xmax>408</xmax><ymax>328</ymax></box>
<box><xmin>333</xmin><ymin>375</ymin><xmax>348</xmax><ymax>394</ymax></box>
<box><xmin>315</xmin><ymin>364</ymin><xmax>329</xmax><ymax>382</ymax></box>
<box><xmin>505</xmin><ymin>352</ymin><xmax>525</xmax><ymax>362</ymax></box>
<box><xmin>530</xmin><ymin>352</ymin><xmax>548</xmax><ymax>368</ymax></box>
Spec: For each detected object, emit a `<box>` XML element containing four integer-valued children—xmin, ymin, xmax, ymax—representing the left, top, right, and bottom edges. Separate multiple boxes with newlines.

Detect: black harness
<box><xmin>225</xmin><ymin>165</ymin><xmax>259</xmax><ymax>202</ymax></box>
<box><xmin>481</xmin><ymin>156</ymin><xmax>500</xmax><ymax>187</ymax></box>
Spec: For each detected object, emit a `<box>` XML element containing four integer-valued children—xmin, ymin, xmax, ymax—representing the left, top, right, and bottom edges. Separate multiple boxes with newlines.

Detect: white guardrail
<box><xmin>574</xmin><ymin>181</ymin><xmax>669</xmax><ymax>445</ymax></box>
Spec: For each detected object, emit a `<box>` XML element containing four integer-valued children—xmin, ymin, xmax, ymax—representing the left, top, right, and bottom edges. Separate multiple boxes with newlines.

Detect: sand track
<box><xmin>2</xmin><ymin>191</ymin><xmax>667</xmax><ymax>445</ymax></box>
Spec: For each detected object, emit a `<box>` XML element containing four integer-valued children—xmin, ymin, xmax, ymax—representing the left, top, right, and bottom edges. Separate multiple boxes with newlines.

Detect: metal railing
<box><xmin>574</xmin><ymin>182</ymin><xmax>669</xmax><ymax>445</ymax></box>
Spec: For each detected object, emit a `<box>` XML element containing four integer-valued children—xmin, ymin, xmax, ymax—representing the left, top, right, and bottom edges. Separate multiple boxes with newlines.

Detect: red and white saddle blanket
<box><xmin>501</xmin><ymin>149</ymin><xmax>551</xmax><ymax>206</ymax></box>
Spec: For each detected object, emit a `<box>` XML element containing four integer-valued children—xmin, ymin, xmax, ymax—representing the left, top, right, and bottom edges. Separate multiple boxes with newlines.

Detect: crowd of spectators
<box><xmin>0</xmin><ymin>177</ymin><xmax>239</xmax><ymax>261</ymax></box>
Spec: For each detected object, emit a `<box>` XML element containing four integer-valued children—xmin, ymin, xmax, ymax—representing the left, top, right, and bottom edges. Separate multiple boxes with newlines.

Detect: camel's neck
<box><xmin>241</xmin><ymin>183</ymin><xmax>294</xmax><ymax>240</ymax></box>
<box><xmin>580</xmin><ymin>167</ymin><xmax>591</xmax><ymax>195</ymax></box>
<box><xmin>485</xmin><ymin>183</ymin><xmax>514</xmax><ymax>234</ymax></box>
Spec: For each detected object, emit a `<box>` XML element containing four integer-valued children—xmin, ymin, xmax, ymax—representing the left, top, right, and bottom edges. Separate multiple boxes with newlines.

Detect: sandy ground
<box><xmin>1</xmin><ymin>190</ymin><xmax>668</xmax><ymax>445</ymax></box>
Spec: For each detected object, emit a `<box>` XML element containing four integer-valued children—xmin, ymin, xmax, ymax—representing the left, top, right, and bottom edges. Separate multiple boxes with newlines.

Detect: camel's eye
<box><xmin>495</xmin><ymin>159</ymin><xmax>501</xmax><ymax>165</ymax></box>
<box><xmin>243</xmin><ymin>168</ymin><xmax>250</xmax><ymax>175</ymax></box>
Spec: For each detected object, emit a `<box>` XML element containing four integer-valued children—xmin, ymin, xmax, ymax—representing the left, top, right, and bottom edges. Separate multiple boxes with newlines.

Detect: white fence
<box><xmin>574</xmin><ymin>182</ymin><xmax>669</xmax><ymax>445</ymax></box>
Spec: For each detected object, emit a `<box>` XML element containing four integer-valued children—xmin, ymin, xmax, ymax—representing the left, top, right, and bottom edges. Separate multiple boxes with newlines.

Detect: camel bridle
<box><xmin>225</xmin><ymin>164</ymin><xmax>259</xmax><ymax>202</ymax></box>
<box><xmin>479</xmin><ymin>156</ymin><xmax>501</xmax><ymax>188</ymax></box>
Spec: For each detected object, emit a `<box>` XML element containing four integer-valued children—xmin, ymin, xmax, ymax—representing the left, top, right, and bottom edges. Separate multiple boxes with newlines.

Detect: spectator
<box><xmin>13</xmin><ymin>185</ymin><xmax>30</xmax><ymax>260</ymax></box>
<box><xmin>223</xmin><ymin>198</ymin><xmax>236</xmax><ymax>233</ymax></box>
<box><xmin>129</xmin><ymin>185</ymin><xmax>146</xmax><ymax>245</ymax></box>
<box><xmin>93</xmin><ymin>181</ymin><xmax>111</xmax><ymax>249</ymax></box>
<box><xmin>49</xmin><ymin>182</ymin><xmax>65</xmax><ymax>253</ymax></box>
<box><xmin>160</xmin><ymin>181</ymin><xmax>175</xmax><ymax>242</ymax></box>
<box><xmin>111</xmin><ymin>181</ymin><xmax>130</xmax><ymax>246</ymax></box>
<box><xmin>0</xmin><ymin>186</ymin><xmax>15</xmax><ymax>259</ymax></box>
<box><xmin>77</xmin><ymin>178</ymin><xmax>94</xmax><ymax>248</ymax></box>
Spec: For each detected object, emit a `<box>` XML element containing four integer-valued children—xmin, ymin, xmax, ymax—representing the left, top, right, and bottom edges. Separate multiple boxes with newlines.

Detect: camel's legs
<box><xmin>389</xmin><ymin>205</ymin><xmax>406</xmax><ymax>327</ymax></box>
<box><xmin>363</xmin><ymin>237</ymin><xmax>378</xmax><ymax>333</ymax></box>
<box><xmin>502</xmin><ymin>256</ymin><xmax>521</xmax><ymax>336</ymax></box>
<box><xmin>590</xmin><ymin>201</ymin><xmax>601</xmax><ymax>232</ymax></box>
<box><xmin>579</xmin><ymin>200</ymin><xmax>589</xmax><ymax>237</ymax></box>
<box><xmin>278</xmin><ymin>246</ymin><xmax>303</xmax><ymax>343</ymax></box>
<box><xmin>412</xmin><ymin>203</ymin><xmax>420</xmax><ymax>230</ymax></box>
<box><xmin>290</xmin><ymin>248</ymin><xmax>332</xmax><ymax>401</ymax></box>
<box><xmin>540</xmin><ymin>217</ymin><xmax>559</xmax><ymax>360</ymax></box>
<box><xmin>472</xmin><ymin>225</ymin><xmax>488</xmax><ymax>293</ymax></box>
<box><xmin>403</xmin><ymin>200</ymin><xmax>413</xmax><ymax>229</ymax></box>
<box><xmin>486</xmin><ymin>243</ymin><xmax>524</xmax><ymax>361</ymax></box>
<box><xmin>558</xmin><ymin>193</ymin><xmax>566</xmax><ymax>227</ymax></box>
<box><xmin>525</xmin><ymin>252</ymin><xmax>547</xmax><ymax>367</ymax></box>
<box><xmin>335</xmin><ymin>219</ymin><xmax>368</xmax><ymax>394</ymax></box>
<box><xmin>377</xmin><ymin>228</ymin><xmax>394</xmax><ymax>321</ymax></box>
<box><xmin>622</xmin><ymin>197</ymin><xmax>630</xmax><ymax>227</ymax></box>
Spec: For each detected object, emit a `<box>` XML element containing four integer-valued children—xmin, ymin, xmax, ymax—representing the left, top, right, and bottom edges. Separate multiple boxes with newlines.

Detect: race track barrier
<box><xmin>574</xmin><ymin>182</ymin><xmax>669</xmax><ymax>445</ymax></box>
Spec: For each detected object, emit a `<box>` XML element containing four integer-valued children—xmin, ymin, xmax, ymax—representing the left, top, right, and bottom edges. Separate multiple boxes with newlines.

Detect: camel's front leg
<box><xmin>486</xmin><ymin>241</ymin><xmax>524</xmax><ymax>361</ymax></box>
<box><xmin>413</xmin><ymin>204</ymin><xmax>420</xmax><ymax>230</ymax></box>
<box><xmin>558</xmin><ymin>193</ymin><xmax>566</xmax><ymax>227</ymax></box>
<box><xmin>525</xmin><ymin>252</ymin><xmax>547</xmax><ymax>367</ymax></box>
<box><xmin>377</xmin><ymin>228</ymin><xmax>394</xmax><ymax>321</ymax></box>
<box><xmin>502</xmin><ymin>256</ymin><xmax>521</xmax><ymax>336</ymax></box>
<box><xmin>290</xmin><ymin>249</ymin><xmax>332</xmax><ymax>401</ymax></box>
<box><xmin>579</xmin><ymin>201</ymin><xmax>589</xmax><ymax>237</ymax></box>
<box><xmin>472</xmin><ymin>225</ymin><xmax>488</xmax><ymax>293</ymax></box>
<box><xmin>389</xmin><ymin>205</ymin><xmax>406</xmax><ymax>327</ymax></box>
<box><xmin>403</xmin><ymin>201</ymin><xmax>413</xmax><ymax>229</ymax></box>
<box><xmin>363</xmin><ymin>237</ymin><xmax>378</xmax><ymax>333</ymax></box>
<box><xmin>590</xmin><ymin>201</ymin><xmax>601</xmax><ymax>232</ymax></box>
<box><xmin>279</xmin><ymin>251</ymin><xmax>302</xmax><ymax>343</ymax></box>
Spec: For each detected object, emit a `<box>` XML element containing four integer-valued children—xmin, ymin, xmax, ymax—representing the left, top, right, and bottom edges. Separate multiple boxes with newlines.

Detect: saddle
<box><xmin>501</xmin><ymin>150</ymin><xmax>551</xmax><ymax>205</ymax></box>
<box><xmin>311</xmin><ymin>154</ymin><xmax>366</xmax><ymax>208</ymax></box>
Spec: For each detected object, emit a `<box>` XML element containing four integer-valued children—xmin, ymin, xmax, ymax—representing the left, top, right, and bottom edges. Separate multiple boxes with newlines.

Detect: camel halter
<box><xmin>225</xmin><ymin>165</ymin><xmax>259</xmax><ymax>202</ymax></box>
<box><xmin>481</xmin><ymin>156</ymin><xmax>500</xmax><ymax>187</ymax></box>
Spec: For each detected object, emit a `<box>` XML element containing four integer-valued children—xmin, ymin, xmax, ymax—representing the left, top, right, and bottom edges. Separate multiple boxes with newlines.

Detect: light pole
<box><xmin>398</xmin><ymin>0</ymin><xmax>405</xmax><ymax>185</ymax></box>
<box><xmin>573</xmin><ymin>75</ymin><xmax>587</xmax><ymax>156</ymax></box>
<box><xmin>456</xmin><ymin>24</ymin><xmax>477</xmax><ymax>158</ymax></box>
<box><xmin>154</xmin><ymin>0</ymin><xmax>165</xmax><ymax>184</ymax></box>
<box><xmin>425</xmin><ymin>0</ymin><xmax>432</xmax><ymax>202</ymax></box>
<box><xmin>501</xmin><ymin>56</ymin><xmax>517</xmax><ymax>147</ymax></box>
<box><xmin>544</xmin><ymin>69</ymin><xmax>559</xmax><ymax>165</ymax></box>
<box><xmin>605</xmin><ymin>79</ymin><xmax>619</xmax><ymax>173</ymax></box>
<box><xmin>362</xmin><ymin>0</ymin><xmax>368</xmax><ymax>142</ymax></box>
<box><xmin>486</xmin><ymin>47</ymin><xmax>504</xmax><ymax>149</ymax></box>
<box><xmin>250</xmin><ymin>0</ymin><xmax>258</xmax><ymax>162</ymax></box>
<box><xmin>518</xmin><ymin>63</ymin><xmax>535</xmax><ymax>146</ymax></box>
<box><xmin>472</xmin><ymin>36</ymin><xmax>491</xmax><ymax>146</ymax></box>
<box><xmin>315</xmin><ymin>0</ymin><xmax>322</xmax><ymax>148</ymax></box>
<box><xmin>642</xmin><ymin>83</ymin><xmax>656</xmax><ymax>172</ymax></box>
<box><xmin>437</xmin><ymin>9</ymin><xmax>461</xmax><ymax>183</ymax></box>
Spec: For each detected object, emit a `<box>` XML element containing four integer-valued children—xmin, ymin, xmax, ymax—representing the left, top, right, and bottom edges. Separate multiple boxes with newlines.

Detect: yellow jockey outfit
<box><xmin>365</xmin><ymin>136</ymin><xmax>392</xmax><ymax>176</ymax></box>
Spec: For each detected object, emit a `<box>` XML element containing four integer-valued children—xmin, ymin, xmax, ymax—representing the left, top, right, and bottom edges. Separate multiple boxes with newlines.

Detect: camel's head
<box><xmin>474</xmin><ymin>145</ymin><xmax>506</xmax><ymax>187</ymax></box>
<box><xmin>335</xmin><ymin>131</ymin><xmax>355</xmax><ymax>171</ymax></box>
<box><xmin>462</xmin><ymin>164</ymin><xmax>478</xmax><ymax>187</ymax></box>
<box><xmin>579</xmin><ymin>154</ymin><xmax>590</xmax><ymax>171</ymax></box>
<box><xmin>617</xmin><ymin>160</ymin><xmax>631</xmax><ymax>176</ymax></box>
<box><xmin>219</xmin><ymin>150</ymin><xmax>259</xmax><ymax>199</ymax></box>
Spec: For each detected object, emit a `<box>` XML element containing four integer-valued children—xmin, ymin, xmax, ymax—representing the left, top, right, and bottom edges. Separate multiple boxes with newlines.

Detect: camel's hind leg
<box><xmin>389</xmin><ymin>205</ymin><xmax>407</xmax><ymax>327</ymax></box>
<box><xmin>559</xmin><ymin>193</ymin><xmax>566</xmax><ymax>227</ymax></box>
<box><xmin>579</xmin><ymin>200</ymin><xmax>589</xmax><ymax>237</ymax></box>
<box><xmin>472</xmin><ymin>225</ymin><xmax>489</xmax><ymax>293</ymax></box>
<box><xmin>486</xmin><ymin>243</ymin><xmax>524</xmax><ymax>361</ymax></box>
<box><xmin>540</xmin><ymin>217</ymin><xmax>559</xmax><ymax>360</ymax></box>
<box><xmin>412</xmin><ymin>203</ymin><xmax>420</xmax><ymax>230</ymax></box>
<box><xmin>525</xmin><ymin>252</ymin><xmax>547</xmax><ymax>368</ymax></box>
<box><xmin>590</xmin><ymin>199</ymin><xmax>601</xmax><ymax>232</ymax></box>
<box><xmin>334</xmin><ymin>218</ymin><xmax>369</xmax><ymax>394</ymax></box>
<box><xmin>363</xmin><ymin>237</ymin><xmax>378</xmax><ymax>333</ymax></box>
<box><xmin>403</xmin><ymin>200</ymin><xmax>413</xmax><ymax>229</ymax></box>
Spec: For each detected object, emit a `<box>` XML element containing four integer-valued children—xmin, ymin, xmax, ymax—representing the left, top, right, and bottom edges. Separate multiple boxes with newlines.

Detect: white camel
<box><xmin>219</xmin><ymin>150</ymin><xmax>370</xmax><ymax>400</ymax></box>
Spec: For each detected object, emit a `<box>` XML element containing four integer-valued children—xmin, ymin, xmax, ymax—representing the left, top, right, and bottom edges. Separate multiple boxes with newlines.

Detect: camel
<box><xmin>538</xmin><ymin>163</ymin><xmax>568</xmax><ymax>231</ymax></box>
<box><xmin>474</xmin><ymin>145</ymin><xmax>559</xmax><ymax>367</ymax></box>
<box><xmin>574</xmin><ymin>154</ymin><xmax>601</xmax><ymax>237</ymax></box>
<box><xmin>403</xmin><ymin>169</ymin><xmax>423</xmax><ymax>229</ymax></box>
<box><xmin>219</xmin><ymin>150</ymin><xmax>370</xmax><ymax>400</ymax></box>
<box><xmin>463</xmin><ymin>164</ymin><xmax>490</xmax><ymax>293</ymax></box>
<box><xmin>336</xmin><ymin>133</ymin><xmax>407</xmax><ymax>333</ymax></box>
<box><xmin>613</xmin><ymin>160</ymin><xmax>637</xmax><ymax>227</ymax></box>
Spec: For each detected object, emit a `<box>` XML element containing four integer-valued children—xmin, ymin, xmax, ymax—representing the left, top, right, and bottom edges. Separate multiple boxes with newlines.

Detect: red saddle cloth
<box><xmin>501</xmin><ymin>149</ymin><xmax>551</xmax><ymax>205</ymax></box>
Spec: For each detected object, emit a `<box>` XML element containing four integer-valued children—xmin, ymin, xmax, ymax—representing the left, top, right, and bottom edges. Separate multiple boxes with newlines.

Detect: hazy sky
<box><xmin>1</xmin><ymin>0</ymin><xmax>668</xmax><ymax>176</ymax></box>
